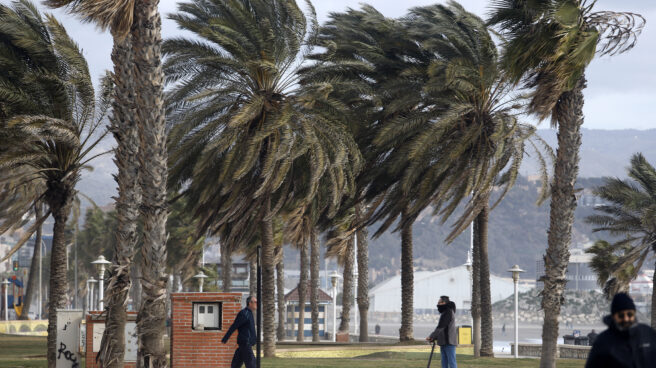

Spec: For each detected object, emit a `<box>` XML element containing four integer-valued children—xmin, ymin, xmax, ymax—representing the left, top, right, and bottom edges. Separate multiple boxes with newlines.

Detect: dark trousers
<box><xmin>231</xmin><ymin>344</ymin><xmax>255</xmax><ymax>368</ymax></box>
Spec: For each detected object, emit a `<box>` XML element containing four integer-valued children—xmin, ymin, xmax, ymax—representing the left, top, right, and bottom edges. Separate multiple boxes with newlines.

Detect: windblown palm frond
<box><xmin>585</xmin><ymin>153</ymin><xmax>656</xmax><ymax>301</ymax></box>
<box><xmin>488</xmin><ymin>0</ymin><xmax>645</xmax><ymax>122</ymax></box>
<box><xmin>165</xmin><ymin>0</ymin><xmax>361</xmax><ymax>249</ymax></box>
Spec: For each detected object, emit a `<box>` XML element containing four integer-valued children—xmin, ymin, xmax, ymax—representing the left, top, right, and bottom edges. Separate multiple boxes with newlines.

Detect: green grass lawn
<box><xmin>0</xmin><ymin>334</ymin><xmax>585</xmax><ymax>368</ymax></box>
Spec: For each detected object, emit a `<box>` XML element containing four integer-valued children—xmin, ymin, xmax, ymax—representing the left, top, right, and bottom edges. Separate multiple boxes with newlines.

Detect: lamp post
<box><xmin>91</xmin><ymin>255</ymin><xmax>111</xmax><ymax>311</ymax></box>
<box><xmin>465</xmin><ymin>252</ymin><xmax>473</xmax><ymax>322</ymax></box>
<box><xmin>193</xmin><ymin>271</ymin><xmax>208</xmax><ymax>292</ymax></box>
<box><xmin>88</xmin><ymin>277</ymin><xmax>97</xmax><ymax>311</ymax></box>
<box><xmin>329</xmin><ymin>270</ymin><xmax>341</xmax><ymax>342</ymax></box>
<box><xmin>507</xmin><ymin>264</ymin><xmax>525</xmax><ymax>358</ymax></box>
<box><xmin>2</xmin><ymin>279</ymin><xmax>10</xmax><ymax>321</ymax></box>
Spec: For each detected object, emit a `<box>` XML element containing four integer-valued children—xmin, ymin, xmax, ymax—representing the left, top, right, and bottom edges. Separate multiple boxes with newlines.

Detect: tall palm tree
<box><xmin>489</xmin><ymin>2</ymin><xmax>644</xmax><ymax>366</ymax></box>
<box><xmin>307</xmin><ymin>5</ymin><xmax>427</xmax><ymax>341</ymax></box>
<box><xmin>42</xmin><ymin>0</ymin><xmax>144</xmax><ymax>365</ymax></box>
<box><xmin>165</xmin><ymin>0</ymin><xmax>360</xmax><ymax>356</ymax></box>
<box><xmin>586</xmin><ymin>153</ymin><xmax>656</xmax><ymax>327</ymax></box>
<box><xmin>0</xmin><ymin>3</ymin><xmax>110</xmax><ymax>366</ymax></box>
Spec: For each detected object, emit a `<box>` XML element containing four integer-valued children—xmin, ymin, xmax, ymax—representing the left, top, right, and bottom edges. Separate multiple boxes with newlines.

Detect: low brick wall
<box><xmin>511</xmin><ymin>343</ymin><xmax>591</xmax><ymax>360</ymax></box>
<box><xmin>171</xmin><ymin>292</ymin><xmax>242</xmax><ymax>368</ymax></box>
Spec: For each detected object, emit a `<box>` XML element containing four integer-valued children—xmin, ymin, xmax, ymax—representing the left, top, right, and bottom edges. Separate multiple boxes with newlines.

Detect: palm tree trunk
<box><xmin>356</xmin><ymin>204</ymin><xmax>369</xmax><ymax>342</ymax></box>
<box><xmin>651</xmin><ymin>258</ymin><xmax>656</xmax><ymax>328</ymax></box>
<box><xmin>472</xmin><ymin>219</ymin><xmax>481</xmax><ymax>358</ymax></box>
<box><xmin>260</xmin><ymin>198</ymin><xmax>277</xmax><ymax>357</ymax></box>
<box><xmin>99</xmin><ymin>34</ymin><xmax>141</xmax><ymax>368</ymax></box>
<box><xmin>477</xmin><ymin>202</ymin><xmax>494</xmax><ymax>357</ymax></box>
<box><xmin>399</xmin><ymin>208</ymin><xmax>414</xmax><ymax>341</ymax></box>
<box><xmin>46</xmin><ymin>197</ymin><xmax>73</xmax><ymax>368</ymax></box>
<box><xmin>20</xmin><ymin>203</ymin><xmax>43</xmax><ymax>320</ymax></box>
<box><xmin>539</xmin><ymin>76</ymin><xmax>586</xmax><ymax>368</ymax></box>
<box><xmin>131</xmin><ymin>264</ymin><xmax>142</xmax><ymax>308</ymax></box>
<box><xmin>297</xmin><ymin>240</ymin><xmax>308</xmax><ymax>341</ymax></box>
<box><xmin>310</xmin><ymin>227</ymin><xmax>320</xmax><ymax>342</ymax></box>
<box><xmin>132</xmin><ymin>2</ymin><xmax>168</xmax><ymax>367</ymax></box>
<box><xmin>276</xmin><ymin>254</ymin><xmax>285</xmax><ymax>341</ymax></box>
<box><xmin>221</xmin><ymin>242</ymin><xmax>232</xmax><ymax>292</ymax></box>
<box><xmin>250</xmin><ymin>259</ymin><xmax>257</xmax><ymax>296</ymax></box>
<box><xmin>338</xmin><ymin>237</ymin><xmax>354</xmax><ymax>334</ymax></box>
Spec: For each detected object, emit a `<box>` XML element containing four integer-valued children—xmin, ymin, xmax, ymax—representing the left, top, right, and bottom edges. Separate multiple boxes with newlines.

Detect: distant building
<box><xmin>368</xmin><ymin>265</ymin><xmax>533</xmax><ymax>313</ymax></box>
<box><xmin>536</xmin><ymin>247</ymin><xmax>598</xmax><ymax>291</ymax></box>
<box><xmin>283</xmin><ymin>285</ymin><xmax>333</xmax><ymax>338</ymax></box>
<box><xmin>629</xmin><ymin>270</ymin><xmax>653</xmax><ymax>295</ymax></box>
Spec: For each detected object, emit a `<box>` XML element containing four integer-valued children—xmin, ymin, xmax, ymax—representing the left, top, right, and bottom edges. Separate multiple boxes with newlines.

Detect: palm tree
<box><xmin>45</xmin><ymin>0</ymin><xmax>170</xmax><ymax>364</ymax></box>
<box><xmin>586</xmin><ymin>153</ymin><xmax>656</xmax><ymax>327</ymax></box>
<box><xmin>585</xmin><ymin>240</ymin><xmax>640</xmax><ymax>299</ymax></box>
<box><xmin>488</xmin><ymin>2</ymin><xmax>644</xmax><ymax>366</ymax></box>
<box><xmin>164</xmin><ymin>0</ymin><xmax>360</xmax><ymax>356</ymax></box>
<box><xmin>42</xmin><ymin>0</ymin><xmax>144</xmax><ymax>364</ymax></box>
<box><xmin>0</xmin><ymin>3</ymin><xmax>110</xmax><ymax>366</ymax></box>
<box><xmin>307</xmin><ymin>5</ymin><xmax>427</xmax><ymax>342</ymax></box>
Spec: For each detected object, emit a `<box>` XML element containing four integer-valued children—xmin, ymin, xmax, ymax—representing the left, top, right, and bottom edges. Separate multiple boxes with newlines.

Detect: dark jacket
<box><xmin>222</xmin><ymin>307</ymin><xmax>256</xmax><ymax>346</ymax></box>
<box><xmin>430</xmin><ymin>301</ymin><xmax>458</xmax><ymax>346</ymax></box>
<box><xmin>585</xmin><ymin>315</ymin><xmax>656</xmax><ymax>368</ymax></box>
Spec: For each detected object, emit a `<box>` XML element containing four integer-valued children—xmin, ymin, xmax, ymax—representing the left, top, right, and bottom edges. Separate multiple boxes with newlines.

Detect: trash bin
<box><xmin>575</xmin><ymin>336</ymin><xmax>588</xmax><ymax>346</ymax></box>
<box><xmin>563</xmin><ymin>335</ymin><xmax>575</xmax><ymax>345</ymax></box>
<box><xmin>458</xmin><ymin>325</ymin><xmax>472</xmax><ymax>345</ymax></box>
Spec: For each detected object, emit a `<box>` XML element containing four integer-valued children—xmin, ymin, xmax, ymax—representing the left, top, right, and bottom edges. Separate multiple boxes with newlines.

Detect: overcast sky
<box><xmin>23</xmin><ymin>0</ymin><xmax>656</xmax><ymax>130</ymax></box>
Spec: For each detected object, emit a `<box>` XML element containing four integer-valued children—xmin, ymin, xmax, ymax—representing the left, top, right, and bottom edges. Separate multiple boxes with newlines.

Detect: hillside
<box><xmin>73</xmin><ymin>128</ymin><xmax>656</xmax><ymax>283</ymax></box>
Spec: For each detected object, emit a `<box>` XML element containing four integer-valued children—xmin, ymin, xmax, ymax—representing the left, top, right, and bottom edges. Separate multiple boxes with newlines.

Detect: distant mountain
<box><xmin>75</xmin><ymin>129</ymin><xmax>656</xmax><ymax>284</ymax></box>
<box><xmin>78</xmin><ymin>128</ymin><xmax>656</xmax><ymax>209</ymax></box>
<box><xmin>521</xmin><ymin>128</ymin><xmax>656</xmax><ymax>178</ymax></box>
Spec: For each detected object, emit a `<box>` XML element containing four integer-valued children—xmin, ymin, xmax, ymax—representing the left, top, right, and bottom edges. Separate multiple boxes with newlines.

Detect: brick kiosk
<box><xmin>170</xmin><ymin>292</ymin><xmax>243</xmax><ymax>367</ymax></box>
<box><xmin>85</xmin><ymin>311</ymin><xmax>138</xmax><ymax>368</ymax></box>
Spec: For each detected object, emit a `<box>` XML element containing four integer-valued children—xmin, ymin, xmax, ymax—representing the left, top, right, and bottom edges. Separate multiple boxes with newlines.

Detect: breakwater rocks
<box><xmin>493</xmin><ymin>289</ymin><xmax>614</xmax><ymax>325</ymax></box>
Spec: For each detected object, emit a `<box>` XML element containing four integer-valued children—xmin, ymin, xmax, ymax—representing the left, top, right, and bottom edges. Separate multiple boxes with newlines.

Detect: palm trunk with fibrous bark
<box><xmin>399</xmin><ymin>208</ymin><xmax>414</xmax><ymax>341</ymax></box>
<box><xmin>477</xmin><ymin>201</ymin><xmax>494</xmax><ymax>357</ymax></box>
<box><xmin>276</xmin><ymin>252</ymin><xmax>285</xmax><ymax>341</ymax></box>
<box><xmin>338</xmin><ymin>236</ymin><xmax>355</xmax><ymax>335</ymax></box>
<box><xmin>20</xmin><ymin>203</ymin><xmax>43</xmax><ymax>321</ymax></box>
<box><xmin>132</xmin><ymin>1</ymin><xmax>169</xmax><ymax>367</ymax></box>
<box><xmin>472</xmin><ymin>218</ymin><xmax>481</xmax><ymax>357</ymax></box>
<box><xmin>45</xmin><ymin>184</ymin><xmax>74</xmax><ymax>368</ymax></box>
<box><xmin>297</xmin><ymin>239</ymin><xmax>308</xmax><ymax>341</ymax></box>
<box><xmin>310</xmin><ymin>227</ymin><xmax>320</xmax><ymax>342</ymax></box>
<box><xmin>540</xmin><ymin>76</ymin><xmax>586</xmax><ymax>368</ymax></box>
<box><xmin>260</xmin><ymin>198</ymin><xmax>277</xmax><ymax>357</ymax></box>
<box><xmin>356</xmin><ymin>204</ymin><xmax>369</xmax><ymax>342</ymax></box>
<box><xmin>250</xmin><ymin>259</ymin><xmax>257</xmax><ymax>296</ymax></box>
<box><xmin>98</xmin><ymin>33</ymin><xmax>141</xmax><ymax>368</ymax></box>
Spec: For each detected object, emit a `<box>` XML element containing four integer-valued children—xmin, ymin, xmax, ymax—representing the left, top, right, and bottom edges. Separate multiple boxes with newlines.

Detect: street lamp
<box><xmin>329</xmin><ymin>270</ymin><xmax>341</xmax><ymax>342</ymax></box>
<box><xmin>193</xmin><ymin>271</ymin><xmax>208</xmax><ymax>292</ymax></box>
<box><xmin>507</xmin><ymin>264</ymin><xmax>525</xmax><ymax>358</ymax></box>
<box><xmin>87</xmin><ymin>277</ymin><xmax>97</xmax><ymax>311</ymax></box>
<box><xmin>91</xmin><ymin>255</ymin><xmax>111</xmax><ymax>310</ymax></box>
<box><xmin>2</xmin><ymin>279</ymin><xmax>10</xmax><ymax>321</ymax></box>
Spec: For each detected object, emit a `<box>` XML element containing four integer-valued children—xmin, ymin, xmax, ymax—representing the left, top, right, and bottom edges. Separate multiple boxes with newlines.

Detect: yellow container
<box><xmin>457</xmin><ymin>325</ymin><xmax>472</xmax><ymax>345</ymax></box>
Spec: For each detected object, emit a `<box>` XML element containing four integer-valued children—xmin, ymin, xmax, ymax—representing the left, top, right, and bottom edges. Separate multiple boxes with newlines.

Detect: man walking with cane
<box><xmin>222</xmin><ymin>296</ymin><xmax>257</xmax><ymax>368</ymax></box>
<box><xmin>426</xmin><ymin>296</ymin><xmax>457</xmax><ymax>368</ymax></box>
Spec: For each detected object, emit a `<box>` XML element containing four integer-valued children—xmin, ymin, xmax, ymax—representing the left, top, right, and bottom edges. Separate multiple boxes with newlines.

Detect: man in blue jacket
<box><xmin>222</xmin><ymin>296</ymin><xmax>257</xmax><ymax>368</ymax></box>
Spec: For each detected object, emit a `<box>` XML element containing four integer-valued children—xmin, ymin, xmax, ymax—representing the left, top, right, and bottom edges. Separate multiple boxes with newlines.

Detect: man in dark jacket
<box><xmin>222</xmin><ymin>296</ymin><xmax>257</xmax><ymax>368</ymax></box>
<box><xmin>585</xmin><ymin>293</ymin><xmax>656</xmax><ymax>368</ymax></box>
<box><xmin>427</xmin><ymin>295</ymin><xmax>458</xmax><ymax>368</ymax></box>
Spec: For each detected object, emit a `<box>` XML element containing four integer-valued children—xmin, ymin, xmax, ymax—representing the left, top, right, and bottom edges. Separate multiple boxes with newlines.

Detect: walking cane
<box><xmin>427</xmin><ymin>341</ymin><xmax>436</xmax><ymax>368</ymax></box>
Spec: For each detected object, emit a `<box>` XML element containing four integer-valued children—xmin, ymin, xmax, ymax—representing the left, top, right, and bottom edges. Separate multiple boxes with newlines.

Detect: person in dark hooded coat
<box><xmin>585</xmin><ymin>293</ymin><xmax>656</xmax><ymax>368</ymax></box>
<box><xmin>427</xmin><ymin>295</ymin><xmax>457</xmax><ymax>368</ymax></box>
